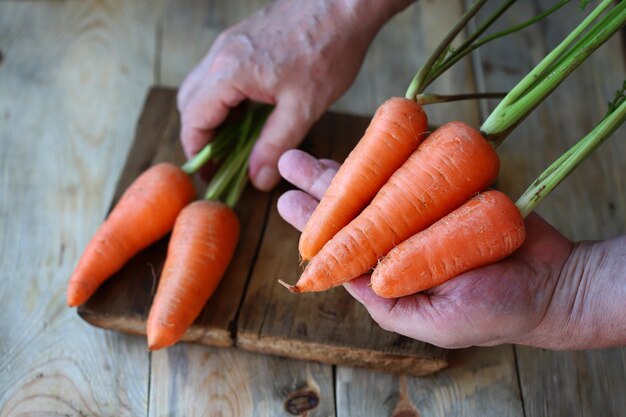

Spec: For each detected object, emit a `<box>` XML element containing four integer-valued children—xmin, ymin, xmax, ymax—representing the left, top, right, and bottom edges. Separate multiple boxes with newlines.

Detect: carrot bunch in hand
<box><xmin>281</xmin><ymin>0</ymin><xmax>626</xmax><ymax>298</ymax></box>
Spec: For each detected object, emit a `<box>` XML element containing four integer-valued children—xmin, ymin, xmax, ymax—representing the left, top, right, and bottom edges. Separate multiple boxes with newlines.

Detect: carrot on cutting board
<box><xmin>299</xmin><ymin>97</ymin><xmax>428</xmax><ymax>261</ymax></box>
<box><xmin>145</xmin><ymin>103</ymin><xmax>272</xmax><ymax>350</ymax></box>
<box><xmin>283</xmin><ymin>121</ymin><xmax>500</xmax><ymax>293</ymax></box>
<box><xmin>371</xmin><ymin>190</ymin><xmax>526</xmax><ymax>298</ymax></box>
<box><xmin>146</xmin><ymin>200</ymin><xmax>240</xmax><ymax>350</ymax></box>
<box><xmin>67</xmin><ymin>162</ymin><xmax>196</xmax><ymax>307</ymax></box>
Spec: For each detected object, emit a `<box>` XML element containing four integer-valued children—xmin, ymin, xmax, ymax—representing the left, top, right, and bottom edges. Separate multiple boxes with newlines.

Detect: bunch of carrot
<box><xmin>281</xmin><ymin>0</ymin><xmax>626</xmax><ymax>298</ymax></box>
<box><xmin>67</xmin><ymin>103</ymin><xmax>270</xmax><ymax>350</ymax></box>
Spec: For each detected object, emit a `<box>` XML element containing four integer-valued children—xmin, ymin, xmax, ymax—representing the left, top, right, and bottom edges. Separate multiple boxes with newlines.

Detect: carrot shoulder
<box><xmin>66</xmin><ymin>162</ymin><xmax>196</xmax><ymax>307</ymax></box>
<box><xmin>371</xmin><ymin>190</ymin><xmax>526</xmax><ymax>298</ymax></box>
<box><xmin>299</xmin><ymin>97</ymin><xmax>428</xmax><ymax>261</ymax></box>
<box><xmin>147</xmin><ymin>200</ymin><xmax>239</xmax><ymax>350</ymax></box>
<box><xmin>288</xmin><ymin>121</ymin><xmax>500</xmax><ymax>293</ymax></box>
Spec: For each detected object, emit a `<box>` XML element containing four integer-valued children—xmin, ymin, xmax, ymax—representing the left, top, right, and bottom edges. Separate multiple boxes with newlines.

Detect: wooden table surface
<box><xmin>1</xmin><ymin>1</ymin><xmax>625</xmax><ymax>416</ymax></box>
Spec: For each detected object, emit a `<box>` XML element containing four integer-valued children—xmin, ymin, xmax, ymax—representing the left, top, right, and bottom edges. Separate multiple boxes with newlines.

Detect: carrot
<box><xmin>144</xmin><ymin>104</ymin><xmax>270</xmax><ymax>350</ymax></box>
<box><xmin>371</xmin><ymin>190</ymin><xmax>526</xmax><ymax>298</ymax></box>
<box><xmin>283</xmin><ymin>121</ymin><xmax>499</xmax><ymax>293</ymax></box>
<box><xmin>66</xmin><ymin>162</ymin><xmax>196</xmax><ymax>307</ymax></box>
<box><xmin>299</xmin><ymin>97</ymin><xmax>428</xmax><ymax>261</ymax></box>
<box><xmin>146</xmin><ymin>200</ymin><xmax>239</xmax><ymax>350</ymax></box>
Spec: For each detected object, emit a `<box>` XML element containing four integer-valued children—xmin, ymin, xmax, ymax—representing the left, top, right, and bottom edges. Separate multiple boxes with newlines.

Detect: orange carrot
<box><xmin>299</xmin><ymin>97</ymin><xmax>428</xmax><ymax>261</ymax></box>
<box><xmin>147</xmin><ymin>200</ymin><xmax>239</xmax><ymax>350</ymax></box>
<box><xmin>284</xmin><ymin>121</ymin><xmax>499</xmax><ymax>293</ymax></box>
<box><xmin>66</xmin><ymin>163</ymin><xmax>196</xmax><ymax>307</ymax></box>
<box><xmin>371</xmin><ymin>190</ymin><xmax>526</xmax><ymax>298</ymax></box>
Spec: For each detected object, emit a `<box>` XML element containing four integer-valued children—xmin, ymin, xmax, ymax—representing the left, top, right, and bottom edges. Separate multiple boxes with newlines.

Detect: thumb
<box><xmin>249</xmin><ymin>95</ymin><xmax>318</xmax><ymax>191</ymax></box>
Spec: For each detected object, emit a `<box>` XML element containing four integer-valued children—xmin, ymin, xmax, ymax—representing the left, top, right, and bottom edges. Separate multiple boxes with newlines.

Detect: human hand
<box><xmin>277</xmin><ymin>149</ymin><xmax>626</xmax><ymax>350</ymax></box>
<box><xmin>178</xmin><ymin>0</ymin><xmax>412</xmax><ymax>190</ymax></box>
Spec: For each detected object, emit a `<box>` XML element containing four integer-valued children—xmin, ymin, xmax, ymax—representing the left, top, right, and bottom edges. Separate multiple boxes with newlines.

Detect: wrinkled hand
<box><xmin>178</xmin><ymin>0</ymin><xmax>405</xmax><ymax>190</ymax></box>
<box><xmin>277</xmin><ymin>149</ymin><xmax>626</xmax><ymax>350</ymax></box>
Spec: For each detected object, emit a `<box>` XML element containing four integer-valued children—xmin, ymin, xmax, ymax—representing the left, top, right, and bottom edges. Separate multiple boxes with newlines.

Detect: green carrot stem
<box><xmin>423</xmin><ymin>0</ymin><xmax>570</xmax><ymax>89</ymax></box>
<box><xmin>453</xmin><ymin>0</ymin><xmax>516</xmax><ymax>55</ymax></box>
<box><xmin>181</xmin><ymin>122</ymin><xmax>240</xmax><ymax>174</ymax></box>
<box><xmin>493</xmin><ymin>0</ymin><xmax>612</xmax><ymax>108</ymax></box>
<box><xmin>225</xmin><ymin>157</ymin><xmax>250</xmax><ymax>208</ymax></box>
<box><xmin>482</xmin><ymin>1</ymin><xmax>626</xmax><ymax>145</ymax></box>
<box><xmin>225</xmin><ymin>110</ymin><xmax>270</xmax><ymax>207</ymax></box>
<box><xmin>203</xmin><ymin>104</ymin><xmax>272</xmax><ymax>204</ymax></box>
<box><xmin>415</xmin><ymin>92</ymin><xmax>507</xmax><ymax>105</ymax></box>
<box><xmin>515</xmin><ymin>98</ymin><xmax>626</xmax><ymax>218</ymax></box>
<box><xmin>405</xmin><ymin>0</ymin><xmax>488</xmax><ymax>100</ymax></box>
<box><xmin>204</xmin><ymin>144</ymin><xmax>250</xmax><ymax>201</ymax></box>
<box><xmin>224</xmin><ymin>138</ymin><xmax>256</xmax><ymax>208</ymax></box>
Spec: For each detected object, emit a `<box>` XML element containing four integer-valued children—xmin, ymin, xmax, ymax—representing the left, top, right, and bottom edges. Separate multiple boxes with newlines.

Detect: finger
<box><xmin>177</xmin><ymin>46</ymin><xmax>222</xmax><ymax>112</ymax></box>
<box><xmin>177</xmin><ymin>64</ymin><xmax>206</xmax><ymax>114</ymax></box>
<box><xmin>277</xmin><ymin>190</ymin><xmax>319</xmax><ymax>232</ymax></box>
<box><xmin>249</xmin><ymin>95</ymin><xmax>318</xmax><ymax>191</ymax></box>
<box><xmin>319</xmin><ymin>159</ymin><xmax>341</xmax><ymax>170</ymax></box>
<box><xmin>278</xmin><ymin>150</ymin><xmax>339</xmax><ymax>200</ymax></box>
<box><xmin>179</xmin><ymin>82</ymin><xmax>247</xmax><ymax>158</ymax></box>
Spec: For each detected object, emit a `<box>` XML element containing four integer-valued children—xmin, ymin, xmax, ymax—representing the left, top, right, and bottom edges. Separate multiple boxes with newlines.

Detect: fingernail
<box><xmin>254</xmin><ymin>166</ymin><xmax>279</xmax><ymax>191</ymax></box>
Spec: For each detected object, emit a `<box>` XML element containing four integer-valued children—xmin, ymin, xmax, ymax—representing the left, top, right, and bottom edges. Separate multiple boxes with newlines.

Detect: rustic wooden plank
<box><xmin>337</xmin><ymin>346</ymin><xmax>523</xmax><ymax>417</ymax></box>
<box><xmin>472</xmin><ymin>1</ymin><xmax>626</xmax><ymax>415</ymax></box>
<box><xmin>516</xmin><ymin>347</ymin><xmax>626</xmax><ymax>416</ymax></box>
<box><xmin>237</xmin><ymin>110</ymin><xmax>448</xmax><ymax>376</ymax></box>
<box><xmin>149</xmin><ymin>344</ymin><xmax>335</xmax><ymax>417</ymax></box>
<box><xmin>0</xmin><ymin>1</ymin><xmax>159</xmax><ymax>415</ymax></box>
<box><xmin>77</xmin><ymin>87</ymin><xmax>272</xmax><ymax>347</ymax></box>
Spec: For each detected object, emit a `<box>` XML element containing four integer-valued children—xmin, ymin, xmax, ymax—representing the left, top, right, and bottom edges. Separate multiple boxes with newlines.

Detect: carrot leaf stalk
<box><xmin>405</xmin><ymin>0</ymin><xmax>570</xmax><ymax>100</ymax></box>
<box><xmin>204</xmin><ymin>105</ymin><xmax>271</xmax><ymax>206</ymax></box>
<box><xmin>405</xmin><ymin>0</ymin><xmax>488</xmax><ymax>100</ymax></box>
<box><xmin>481</xmin><ymin>0</ymin><xmax>626</xmax><ymax>145</ymax></box>
<box><xmin>515</xmin><ymin>82</ymin><xmax>626</xmax><ymax>218</ymax></box>
<box><xmin>181</xmin><ymin>122</ymin><xmax>241</xmax><ymax>175</ymax></box>
<box><xmin>415</xmin><ymin>92</ymin><xmax>507</xmax><ymax>105</ymax></box>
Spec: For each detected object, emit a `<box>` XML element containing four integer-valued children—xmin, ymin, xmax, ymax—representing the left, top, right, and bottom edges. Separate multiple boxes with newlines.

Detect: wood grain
<box><xmin>149</xmin><ymin>344</ymin><xmax>335</xmax><ymax>417</ymax></box>
<box><xmin>0</xmin><ymin>1</ymin><xmax>159</xmax><ymax>415</ymax></box>
<box><xmin>473</xmin><ymin>1</ymin><xmax>626</xmax><ymax>416</ymax></box>
<box><xmin>337</xmin><ymin>347</ymin><xmax>523</xmax><ymax>417</ymax></box>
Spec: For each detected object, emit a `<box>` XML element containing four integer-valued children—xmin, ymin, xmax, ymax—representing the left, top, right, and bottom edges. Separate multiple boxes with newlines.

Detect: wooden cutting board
<box><xmin>78</xmin><ymin>86</ymin><xmax>448</xmax><ymax>376</ymax></box>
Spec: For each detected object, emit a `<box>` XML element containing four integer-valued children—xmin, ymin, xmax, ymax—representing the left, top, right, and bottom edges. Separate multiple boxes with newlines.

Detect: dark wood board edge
<box><xmin>237</xmin><ymin>333</ymin><xmax>448</xmax><ymax>377</ymax></box>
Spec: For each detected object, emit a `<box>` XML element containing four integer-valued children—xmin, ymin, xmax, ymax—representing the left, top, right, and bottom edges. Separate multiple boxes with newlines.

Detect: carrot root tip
<box><xmin>278</xmin><ymin>280</ymin><xmax>300</xmax><ymax>293</ymax></box>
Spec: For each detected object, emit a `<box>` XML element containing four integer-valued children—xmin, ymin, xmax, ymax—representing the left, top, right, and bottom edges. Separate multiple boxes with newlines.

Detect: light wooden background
<box><xmin>1</xmin><ymin>0</ymin><xmax>625</xmax><ymax>416</ymax></box>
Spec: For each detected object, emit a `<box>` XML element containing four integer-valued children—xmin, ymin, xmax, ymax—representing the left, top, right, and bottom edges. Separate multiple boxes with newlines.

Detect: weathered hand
<box><xmin>277</xmin><ymin>149</ymin><xmax>626</xmax><ymax>350</ymax></box>
<box><xmin>178</xmin><ymin>0</ymin><xmax>411</xmax><ymax>190</ymax></box>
